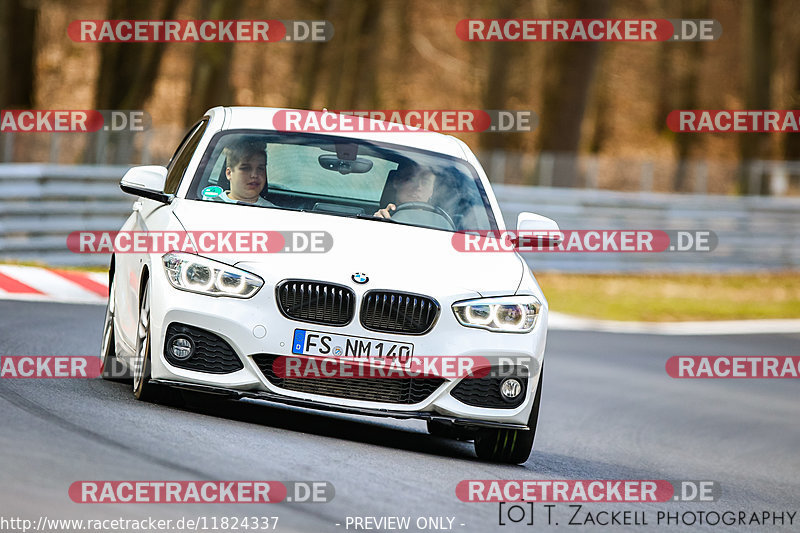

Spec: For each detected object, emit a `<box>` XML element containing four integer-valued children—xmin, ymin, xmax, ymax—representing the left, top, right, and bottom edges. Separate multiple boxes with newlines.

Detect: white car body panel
<box><xmin>111</xmin><ymin>106</ymin><xmax>551</xmax><ymax>429</ymax></box>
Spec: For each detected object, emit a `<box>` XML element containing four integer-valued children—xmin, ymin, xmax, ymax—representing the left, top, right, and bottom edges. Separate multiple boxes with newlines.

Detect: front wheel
<box><xmin>132</xmin><ymin>279</ymin><xmax>165</xmax><ymax>402</ymax></box>
<box><xmin>473</xmin><ymin>365</ymin><xmax>544</xmax><ymax>464</ymax></box>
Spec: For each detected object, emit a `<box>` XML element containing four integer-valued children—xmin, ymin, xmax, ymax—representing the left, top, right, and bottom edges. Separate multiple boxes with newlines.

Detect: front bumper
<box><xmin>147</xmin><ymin>266</ymin><xmax>548</xmax><ymax>427</ymax></box>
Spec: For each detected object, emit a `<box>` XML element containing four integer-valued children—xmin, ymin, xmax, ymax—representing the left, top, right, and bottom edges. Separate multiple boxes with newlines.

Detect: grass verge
<box><xmin>535</xmin><ymin>272</ymin><xmax>800</xmax><ymax>322</ymax></box>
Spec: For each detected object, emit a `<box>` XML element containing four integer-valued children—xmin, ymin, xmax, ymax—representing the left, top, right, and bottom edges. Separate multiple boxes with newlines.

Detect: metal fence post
<box><xmin>489</xmin><ymin>149</ymin><xmax>506</xmax><ymax>184</ymax></box>
<box><xmin>585</xmin><ymin>155</ymin><xmax>599</xmax><ymax>189</ymax></box>
<box><xmin>49</xmin><ymin>133</ymin><xmax>61</xmax><ymax>163</ymax></box>
<box><xmin>140</xmin><ymin>128</ymin><xmax>153</xmax><ymax>165</ymax></box>
<box><xmin>693</xmin><ymin>160</ymin><xmax>708</xmax><ymax>194</ymax></box>
<box><xmin>94</xmin><ymin>129</ymin><xmax>108</xmax><ymax>164</ymax></box>
<box><xmin>538</xmin><ymin>152</ymin><xmax>554</xmax><ymax>187</ymax></box>
<box><xmin>748</xmin><ymin>160</ymin><xmax>762</xmax><ymax>195</ymax></box>
<box><xmin>640</xmin><ymin>160</ymin><xmax>653</xmax><ymax>192</ymax></box>
<box><xmin>1</xmin><ymin>132</ymin><xmax>13</xmax><ymax>162</ymax></box>
<box><xmin>769</xmin><ymin>161</ymin><xmax>789</xmax><ymax>196</ymax></box>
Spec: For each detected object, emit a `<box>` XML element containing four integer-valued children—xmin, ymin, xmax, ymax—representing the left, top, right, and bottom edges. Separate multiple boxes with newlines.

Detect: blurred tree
<box><xmin>738</xmin><ymin>0</ymin><xmax>773</xmax><ymax>194</ymax></box>
<box><xmin>349</xmin><ymin>0</ymin><xmax>382</xmax><ymax>108</ymax></box>
<box><xmin>87</xmin><ymin>0</ymin><xmax>178</xmax><ymax>163</ymax></box>
<box><xmin>784</xmin><ymin>37</ymin><xmax>800</xmax><ymax>162</ymax></box>
<box><xmin>653</xmin><ymin>42</ymin><xmax>671</xmax><ymax>133</ymax></box>
<box><xmin>94</xmin><ymin>0</ymin><xmax>178</xmax><ymax>110</ymax></box>
<box><xmin>536</xmin><ymin>0</ymin><xmax>610</xmax><ymax>187</ymax></box>
<box><xmin>183</xmin><ymin>0</ymin><xmax>243</xmax><ymax>123</ymax></box>
<box><xmin>323</xmin><ymin>0</ymin><xmax>383</xmax><ymax>109</ymax></box>
<box><xmin>672</xmin><ymin>0</ymin><xmax>709</xmax><ymax>192</ymax></box>
<box><xmin>478</xmin><ymin>0</ymin><xmax>527</xmax><ymax>159</ymax></box>
<box><xmin>388</xmin><ymin>0</ymin><xmax>414</xmax><ymax>109</ymax></box>
<box><xmin>290</xmin><ymin>0</ymin><xmax>330</xmax><ymax>109</ymax></box>
<box><xmin>586</xmin><ymin>36</ymin><xmax>611</xmax><ymax>158</ymax></box>
<box><xmin>0</xmin><ymin>0</ymin><xmax>38</xmax><ymax>108</ymax></box>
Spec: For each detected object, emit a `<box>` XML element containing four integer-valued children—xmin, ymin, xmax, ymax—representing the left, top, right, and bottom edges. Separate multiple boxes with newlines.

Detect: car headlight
<box><xmin>162</xmin><ymin>252</ymin><xmax>263</xmax><ymax>298</ymax></box>
<box><xmin>452</xmin><ymin>295</ymin><xmax>541</xmax><ymax>333</ymax></box>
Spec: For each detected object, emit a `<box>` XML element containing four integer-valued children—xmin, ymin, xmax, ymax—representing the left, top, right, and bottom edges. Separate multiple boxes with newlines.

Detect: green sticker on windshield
<box><xmin>201</xmin><ymin>186</ymin><xmax>223</xmax><ymax>198</ymax></box>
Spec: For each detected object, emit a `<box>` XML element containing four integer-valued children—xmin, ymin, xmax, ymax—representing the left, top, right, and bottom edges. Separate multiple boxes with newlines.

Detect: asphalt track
<box><xmin>0</xmin><ymin>300</ymin><xmax>798</xmax><ymax>532</ymax></box>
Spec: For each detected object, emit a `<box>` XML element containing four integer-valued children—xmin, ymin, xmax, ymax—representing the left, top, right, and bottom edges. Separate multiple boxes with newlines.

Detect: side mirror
<box><xmin>516</xmin><ymin>212</ymin><xmax>562</xmax><ymax>247</ymax></box>
<box><xmin>120</xmin><ymin>165</ymin><xmax>172</xmax><ymax>203</ymax></box>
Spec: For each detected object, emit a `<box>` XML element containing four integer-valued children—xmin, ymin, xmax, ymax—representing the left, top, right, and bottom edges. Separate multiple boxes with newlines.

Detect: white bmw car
<box><xmin>101</xmin><ymin>106</ymin><xmax>559</xmax><ymax>463</ymax></box>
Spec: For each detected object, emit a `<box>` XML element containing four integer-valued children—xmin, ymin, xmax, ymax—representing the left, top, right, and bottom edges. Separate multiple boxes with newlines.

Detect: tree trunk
<box><xmin>94</xmin><ymin>0</ymin><xmax>179</xmax><ymax>110</ymax></box>
<box><xmin>536</xmin><ymin>0</ymin><xmax>610</xmax><ymax>187</ymax></box>
<box><xmin>291</xmin><ymin>0</ymin><xmax>329</xmax><ymax>109</ymax></box>
<box><xmin>87</xmin><ymin>0</ymin><xmax>178</xmax><ymax>164</ymax></box>
<box><xmin>783</xmin><ymin>39</ymin><xmax>800</xmax><ymax>161</ymax></box>
<box><xmin>183</xmin><ymin>0</ymin><xmax>244</xmax><ymax>123</ymax></box>
<box><xmin>737</xmin><ymin>0</ymin><xmax>773</xmax><ymax>194</ymax></box>
<box><xmin>323</xmin><ymin>0</ymin><xmax>383</xmax><ymax>109</ymax></box>
<box><xmin>478</xmin><ymin>0</ymin><xmax>526</xmax><ymax>145</ymax></box>
<box><xmin>0</xmin><ymin>0</ymin><xmax>38</xmax><ymax>108</ymax></box>
<box><xmin>324</xmin><ymin>0</ymin><xmax>368</xmax><ymax>108</ymax></box>
<box><xmin>672</xmin><ymin>0</ymin><xmax>709</xmax><ymax>192</ymax></box>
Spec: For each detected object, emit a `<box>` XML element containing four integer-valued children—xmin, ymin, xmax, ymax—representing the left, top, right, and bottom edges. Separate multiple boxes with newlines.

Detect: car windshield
<box><xmin>186</xmin><ymin>130</ymin><xmax>499</xmax><ymax>232</ymax></box>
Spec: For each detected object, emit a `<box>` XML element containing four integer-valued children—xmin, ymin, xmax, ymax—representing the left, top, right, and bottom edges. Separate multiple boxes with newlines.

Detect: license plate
<box><xmin>291</xmin><ymin>329</ymin><xmax>414</xmax><ymax>366</ymax></box>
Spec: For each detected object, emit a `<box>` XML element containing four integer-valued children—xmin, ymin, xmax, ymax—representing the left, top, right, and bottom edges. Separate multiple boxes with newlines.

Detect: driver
<box><xmin>374</xmin><ymin>164</ymin><xmax>435</xmax><ymax>218</ymax></box>
<box><xmin>219</xmin><ymin>138</ymin><xmax>275</xmax><ymax>206</ymax></box>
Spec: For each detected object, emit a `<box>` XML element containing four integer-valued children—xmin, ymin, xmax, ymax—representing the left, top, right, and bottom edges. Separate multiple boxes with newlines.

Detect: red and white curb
<box><xmin>0</xmin><ymin>265</ymin><xmax>108</xmax><ymax>304</ymax></box>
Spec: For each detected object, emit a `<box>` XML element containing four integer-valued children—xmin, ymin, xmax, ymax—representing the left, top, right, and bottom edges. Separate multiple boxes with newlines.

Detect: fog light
<box><xmin>170</xmin><ymin>336</ymin><xmax>194</xmax><ymax>360</ymax></box>
<box><xmin>500</xmin><ymin>378</ymin><xmax>523</xmax><ymax>401</ymax></box>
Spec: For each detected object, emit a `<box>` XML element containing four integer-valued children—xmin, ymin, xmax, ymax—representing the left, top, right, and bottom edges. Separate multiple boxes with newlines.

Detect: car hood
<box><xmin>171</xmin><ymin>200</ymin><xmax>524</xmax><ymax>297</ymax></box>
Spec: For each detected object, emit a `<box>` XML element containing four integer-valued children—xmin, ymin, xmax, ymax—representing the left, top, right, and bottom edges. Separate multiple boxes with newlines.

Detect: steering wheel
<box><xmin>392</xmin><ymin>201</ymin><xmax>455</xmax><ymax>230</ymax></box>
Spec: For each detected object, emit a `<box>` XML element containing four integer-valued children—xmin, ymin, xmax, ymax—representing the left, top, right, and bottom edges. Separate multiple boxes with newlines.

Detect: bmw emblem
<box><xmin>352</xmin><ymin>272</ymin><xmax>369</xmax><ymax>284</ymax></box>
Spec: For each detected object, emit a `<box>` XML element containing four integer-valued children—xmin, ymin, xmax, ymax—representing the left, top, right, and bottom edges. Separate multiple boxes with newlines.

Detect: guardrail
<box><xmin>1</xmin><ymin>164</ymin><xmax>798</xmax><ymax>271</ymax></box>
<box><xmin>0</xmin><ymin>164</ymin><xmax>131</xmax><ymax>267</ymax></box>
<box><xmin>495</xmin><ymin>184</ymin><xmax>800</xmax><ymax>272</ymax></box>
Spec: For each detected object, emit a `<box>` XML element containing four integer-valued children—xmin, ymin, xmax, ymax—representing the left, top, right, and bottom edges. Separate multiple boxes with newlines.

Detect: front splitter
<box><xmin>149</xmin><ymin>378</ymin><xmax>530</xmax><ymax>431</ymax></box>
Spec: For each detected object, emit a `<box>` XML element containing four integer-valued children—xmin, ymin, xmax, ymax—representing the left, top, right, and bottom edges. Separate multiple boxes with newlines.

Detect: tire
<box><xmin>132</xmin><ymin>278</ymin><xmax>165</xmax><ymax>402</ymax></box>
<box><xmin>100</xmin><ymin>277</ymin><xmax>130</xmax><ymax>381</ymax></box>
<box><xmin>473</xmin><ymin>364</ymin><xmax>544</xmax><ymax>464</ymax></box>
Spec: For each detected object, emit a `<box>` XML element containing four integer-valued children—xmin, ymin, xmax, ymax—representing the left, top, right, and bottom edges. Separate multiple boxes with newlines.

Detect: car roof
<box><xmin>206</xmin><ymin>106</ymin><xmax>469</xmax><ymax>160</ymax></box>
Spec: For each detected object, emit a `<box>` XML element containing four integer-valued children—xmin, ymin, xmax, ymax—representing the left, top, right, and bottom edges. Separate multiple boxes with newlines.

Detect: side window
<box><xmin>164</xmin><ymin>118</ymin><xmax>209</xmax><ymax>194</ymax></box>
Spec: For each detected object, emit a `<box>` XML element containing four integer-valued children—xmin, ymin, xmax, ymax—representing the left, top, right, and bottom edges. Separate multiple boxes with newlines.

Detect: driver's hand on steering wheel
<box><xmin>374</xmin><ymin>203</ymin><xmax>396</xmax><ymax>218</ymax></box>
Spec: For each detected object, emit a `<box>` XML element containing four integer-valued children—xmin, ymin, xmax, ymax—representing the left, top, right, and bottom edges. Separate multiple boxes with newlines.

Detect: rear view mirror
<box><xmin>120</xmin><ymin>165</ymin><xmax>172</xmax><ymax>203</ymax></box>
<box><xmin>318</xmin><ymin>154</ymin><xmax>374</xmax><ymax>175</ymax></box>
<box><xmin>516</xmin><ymin>212</ymin><xmax>562</xmax><ymax>247</ymax></box>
